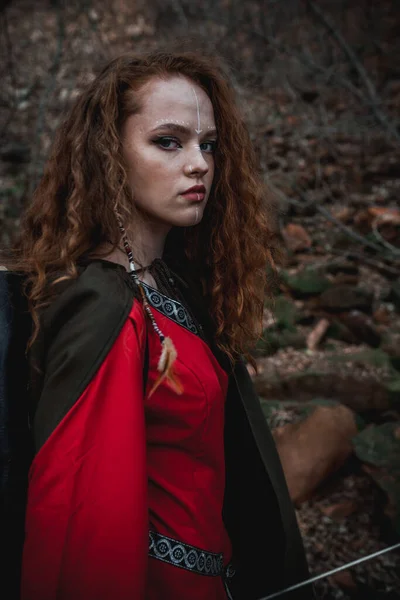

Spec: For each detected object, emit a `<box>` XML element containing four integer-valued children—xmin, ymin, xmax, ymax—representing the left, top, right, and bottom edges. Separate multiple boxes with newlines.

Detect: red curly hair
<box><xmin>3</xmin><ymin>48</ymin><xmax>281</xmax><ymax>373</ymax></box>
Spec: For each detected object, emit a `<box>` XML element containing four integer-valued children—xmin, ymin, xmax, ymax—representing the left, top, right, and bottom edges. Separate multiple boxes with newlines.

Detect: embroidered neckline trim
<box><xmin>140</xmin><ymin>281</ymin><xmax>200</xmax><ymax>337</ymax></box>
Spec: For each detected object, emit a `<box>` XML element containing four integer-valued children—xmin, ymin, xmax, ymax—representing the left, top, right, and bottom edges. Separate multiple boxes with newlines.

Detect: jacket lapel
<box><xmin>229</xmin><ymin>360</ymin><xmax>313</xmax><ymax>598</ymax></box>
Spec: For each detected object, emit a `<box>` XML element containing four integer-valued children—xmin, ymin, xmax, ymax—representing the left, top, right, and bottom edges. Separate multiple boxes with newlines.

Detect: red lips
<box><xmin>182</xmin><ymin>184</ymin><xmax>206</xmax><ymax>194</ymax></box>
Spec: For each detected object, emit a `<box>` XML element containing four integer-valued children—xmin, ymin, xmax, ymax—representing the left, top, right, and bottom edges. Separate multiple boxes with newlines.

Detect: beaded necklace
<box><xmin>110</xmin><ymin>244</ymin><xmax>207</xmax><ymax>345</ymax></box>
<box><xmin>115</xmin><ymin>218</ymin><xmax>187</xmax><ymax>400</ymax></box>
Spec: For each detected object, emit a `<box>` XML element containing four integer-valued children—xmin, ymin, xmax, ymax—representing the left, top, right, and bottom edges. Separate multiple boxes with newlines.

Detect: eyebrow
<box><xmin>150</xmin><ymin>123</ymin><xmax>218</xmax><ymax>137</ymax></box>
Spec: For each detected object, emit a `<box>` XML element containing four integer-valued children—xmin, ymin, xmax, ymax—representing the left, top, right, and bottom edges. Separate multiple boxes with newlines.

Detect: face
<box><xmin>121</xmin><ymin>75</ymin><xmax>216</xmax><ymax>230</ymax></box>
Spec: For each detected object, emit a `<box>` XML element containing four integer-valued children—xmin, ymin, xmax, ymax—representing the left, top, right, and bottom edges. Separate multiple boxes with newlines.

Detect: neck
<box><xmin>123</xmin><ymin>217</ymin><xmax>170</xmax><ymax>267</ymax></box>
<box><xmin>90</xmin><ymin>214</ymin><xmax>172</xmax><ymax>276</ymax></box>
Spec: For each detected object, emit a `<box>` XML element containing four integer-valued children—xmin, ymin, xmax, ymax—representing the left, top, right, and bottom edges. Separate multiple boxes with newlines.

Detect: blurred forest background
<box><xmin>1</xmin><ymin>0</ymin><xmax>400</xmax><ymax>598</ymax></box>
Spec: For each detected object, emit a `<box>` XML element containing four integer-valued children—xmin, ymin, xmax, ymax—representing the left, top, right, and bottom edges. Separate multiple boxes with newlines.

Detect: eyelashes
<box><xmin>152</xmin><ymin>136</ymin><xmax>217</xmax><ymax>153</ymax></box>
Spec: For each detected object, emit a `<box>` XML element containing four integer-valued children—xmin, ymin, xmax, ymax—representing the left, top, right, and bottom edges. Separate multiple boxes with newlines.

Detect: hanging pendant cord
<box><xmin>257</xmin><ymin>542</ymin><xmax>400</xmax><ymax>600</ymax></box>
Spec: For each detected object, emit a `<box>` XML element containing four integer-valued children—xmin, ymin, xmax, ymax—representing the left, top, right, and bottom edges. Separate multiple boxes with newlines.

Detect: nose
<box><xmin>184</xmin><ymin>144</ymin><xmax>209</xmax><ymax>177</ymax></box>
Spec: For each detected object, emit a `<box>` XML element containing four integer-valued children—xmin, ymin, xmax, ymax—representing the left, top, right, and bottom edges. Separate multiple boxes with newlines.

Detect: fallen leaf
<box><xmin>286</xmin><ymin>115</ymin><xmax>300</xmax><ymax>126</ymax></box>
<box><xmin>282</xmin><ymin>223</ymin><xmax>312</xmax><ymax>252</ymax></box>
<box><xmin>319</xmin><ymin>500</ymin><xmax>358</xmax><ymax>519</ymax></box>
<box><xmin>323</xmin><ymin>164</ymin><xmax>340</xmax><ymax>178</ymax></box>
<box><xmin>373</xmin><ymin>305</ymin><xmax>391</xmax><ymax>324</ymax></box>
<box><xmin>368</xmin><ymin>206</ymin><xmax>400</xmax><ymax>225</ymax></box>
<box><xmin>328</xmin><ymin>570</ymin><xmax>357</xmax><ymax>590</ymax></box>
<box><xmin>332</xmin><ymin>206</ymin><xmax>353</xmax><ymax>223</ymax></box>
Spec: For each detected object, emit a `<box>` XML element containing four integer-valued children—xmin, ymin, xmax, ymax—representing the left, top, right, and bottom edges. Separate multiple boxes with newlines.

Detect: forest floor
<box><xmin>1</xmin><ymin>1</ymin><xmax>400</xmax><ymax>598</ymax></box>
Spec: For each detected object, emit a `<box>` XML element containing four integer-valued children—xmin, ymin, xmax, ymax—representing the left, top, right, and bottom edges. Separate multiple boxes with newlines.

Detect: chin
<box><xmin>179</xmin><ymin>214</ymin><xmax>204</xmax><ymax>227</ymax></box>
<box><xmin>165</xmin><ymin>209</ymin><xmax>203</xmax><ymax>228</ymax></box>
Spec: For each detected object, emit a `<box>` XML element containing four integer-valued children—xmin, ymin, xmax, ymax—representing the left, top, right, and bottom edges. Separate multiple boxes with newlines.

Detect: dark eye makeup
<box><xmin>152</xmin><ymin>136</ymin><xmax>217</xmax><ymax>153</ymax></box>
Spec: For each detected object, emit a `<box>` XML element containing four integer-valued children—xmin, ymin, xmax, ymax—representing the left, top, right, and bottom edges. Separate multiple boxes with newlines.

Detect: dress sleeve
<box><xmin>21</xmin><ymin>300</ymin><xmax>148</xmax><ymax>600</ymax></box>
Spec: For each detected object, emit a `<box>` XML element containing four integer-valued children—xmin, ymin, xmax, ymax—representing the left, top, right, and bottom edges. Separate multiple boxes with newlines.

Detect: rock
<box><xmin>254</xmin><ymin>328</ymin><xmax>306</xmax><ymax>357</ymax></box>
<box><xmin>295</xmin><ymin>311</ymin><xmax>316</xmax><ymax>326</ymax></box>
<box><xmin>337</xmin><ymin>310</ymin><xmax>381</xmax><ymax>347</ymax></box>
<box><xmin>353</xmin><ymin>422</ymin><xmax>400</xmax><ymax>534</ymax></box>
<box><xmin>260</xmin><ymin>397</ymin><xmax>354</xmax><ymax>431</ymax></box>
<box><xmin>0</xmin><ymin>142</ymin><xmax>31</xmax><ymax>164</ymax></box>
<box><xmin>323</xmin><ymin>260</ymin><xmax>360</xmax><ymax>285</ymax></box>
<box><xmin>325</xmin><ymin>260</ymin><xmax>359</xmax><ymax>276</ymax></box>
<box><xmin>272</xmin><ymin>295</ymin><xmax>301</xmax><ymax>331</ymax></box>
<box><xmin>379</xmin><ymin>333</ymin><xmax>400</xmax><ymax>371</ymax></box>
<box><xmin>326</xmin><ymin>319</ymin><xmax>361</xmax><ymax>344</ymax></box>
<box><xmin>272</xmin><ymin>404</ymin><xmax>358</xmax><ymax>504</ymax></box>
<box><xmin>253</xmin><ymin>369</ymin><xmax>390</xmax><ymax>412</ymax></box>
<box><xmin>280</xmin><ymin>267</ymin><xmax>332</xmax><ymax>298</ymax></box>
<box><xmin>385</xmin><ymin>377</ymin><xmax>400</xmax><ymax>407</ymax></box>
<box><xmin>328</xmin><ymin>347</ymin><xmax>392</xmax><ymax>373</ymax></box>
<box><xmin>353</xmin><ymin>422</ymin><xmax>400</xmax><ymax>468</ymax></box>
<box><xmin>319</xmin><ymin>284</ymin><xmax>374</xmax><ymax>314</ymax></box>
<box><xmin>328</xmin><ymin>272</ymin><xmax>360</xmax><ymax>286</ymax></box>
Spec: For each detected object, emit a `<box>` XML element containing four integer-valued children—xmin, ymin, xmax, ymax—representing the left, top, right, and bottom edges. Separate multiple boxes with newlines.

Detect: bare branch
<box><xmin>291</xmin><ymin>184</ymin><xmax>398</xmax><ymax>258</ymax></box>
<box><xmin>371</xmin><ymin>215</ymin><xmax>400</xmax><ymax>257</ymax></box>
<box><xmin>329</xmin><ymin>249</ymin><xmax>400</xmax><ymax>278</ymax></box>
<box><xmin>306</xmin><ymin>0</ymin><xmax>400</xmax><ymax>146</ymax></box>
<box><xmin>315</xmin><ymin>204</ymin><xmax>386</xmax><ymax>254</ymax></box>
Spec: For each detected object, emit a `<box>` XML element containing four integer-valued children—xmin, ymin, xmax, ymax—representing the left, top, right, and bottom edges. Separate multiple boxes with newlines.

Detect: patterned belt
<box><xmin>148</xmin><ymin>529</ymin><xmax>236</xmax><ymax>579</ymax></box>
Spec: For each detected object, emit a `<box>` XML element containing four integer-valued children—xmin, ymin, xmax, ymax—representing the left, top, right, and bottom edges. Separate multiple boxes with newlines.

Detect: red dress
<box><xmin>21</xmin><ymin>280</ymin><xmax>234</xmax><ymax>599</ymax></box>
<box><xmin>142</xmin><ymin>282</ymin><xmax>233</xmax><ymax>599</ymax></box>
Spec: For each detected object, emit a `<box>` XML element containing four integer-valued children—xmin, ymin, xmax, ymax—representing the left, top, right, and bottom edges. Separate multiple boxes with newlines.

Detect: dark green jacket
<box><xmin>19</xmin><ymin>260</ymin><xmax>315</xmax><ymax>600</ymax></box>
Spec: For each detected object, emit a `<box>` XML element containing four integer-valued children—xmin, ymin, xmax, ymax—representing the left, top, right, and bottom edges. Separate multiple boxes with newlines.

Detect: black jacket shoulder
<box><xmin>30</xmin><ymin>260</ymin><xmax>138</xmax><ymax>452</ymax></box>
<box><xmin>41</xmin><ymin>260</ymin><xmax>137</xmax><ymax>328</ymax></box>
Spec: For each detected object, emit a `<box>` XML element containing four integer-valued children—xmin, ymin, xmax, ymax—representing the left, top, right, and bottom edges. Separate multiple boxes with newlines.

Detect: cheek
<box><xmin>128</xmin><ymin>150</ymin><xmax>173</xmax><ymax>188</ymax></box>
<box><xmin>207</xmin><ymin>160</ymin><xmax>215</xmax><ymax>181</ymax></box>
<box><xmin>141</xmin><ymin>147</ymin><xmax>180</xmax><ymax>173</ymax></box>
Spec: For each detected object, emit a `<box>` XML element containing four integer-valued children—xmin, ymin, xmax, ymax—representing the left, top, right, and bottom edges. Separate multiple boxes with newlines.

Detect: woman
<box><xmin>3</xmin><ymin>50</ymin><xmax>314</xmax><ymax>599</ymax></box>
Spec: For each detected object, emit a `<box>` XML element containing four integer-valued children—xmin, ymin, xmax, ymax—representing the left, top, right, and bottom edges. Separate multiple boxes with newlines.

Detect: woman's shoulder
<box><xmin>42</xmin><ymin>259</ymin><xmax>138</xmax><ymax>331</ymax></box>
<box><xmin>31</xmin><ymin>261</ymin><xmax>146</xmax><ymax>452</ymax></box>
<box><xmin>29</xmin><ymin>259</ymin><xmax>144</xmax><ymax>408</ymax></box>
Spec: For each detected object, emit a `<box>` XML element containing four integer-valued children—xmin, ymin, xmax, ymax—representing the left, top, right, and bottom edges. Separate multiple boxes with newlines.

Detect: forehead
<box><xmin>135</xmin><ymin>75</ymin><xmax>215</xmax><ymax>124</ymax></box>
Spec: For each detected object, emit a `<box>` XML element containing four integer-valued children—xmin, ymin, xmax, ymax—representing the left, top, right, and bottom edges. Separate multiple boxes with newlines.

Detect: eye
<box><xmin>200</xmin><ymin>141</ymin><xmax>217</xmax><ymax>153</ymax></box>
<box><xmin>153</xmin><ymin>136</ymin><xmax>181</xmax><ymax>150</ymax></box>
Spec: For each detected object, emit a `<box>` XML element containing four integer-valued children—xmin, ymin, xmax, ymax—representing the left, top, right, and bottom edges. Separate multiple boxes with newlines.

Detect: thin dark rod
<box><xmin>258</xmin><ymin>542</ymin><xmax>400</xmax><ymax>600</ymax></box>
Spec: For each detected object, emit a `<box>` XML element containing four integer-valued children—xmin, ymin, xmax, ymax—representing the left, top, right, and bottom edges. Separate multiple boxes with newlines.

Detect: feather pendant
<box><xmin>114</xmin><ymin>219</ymin><xmax>185</xmax><ymax>399</ymax></box>
<box><xmin>148</xmin><ymin>335</ymin><xmax>184</xmax><ymax>398</ymax></box>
